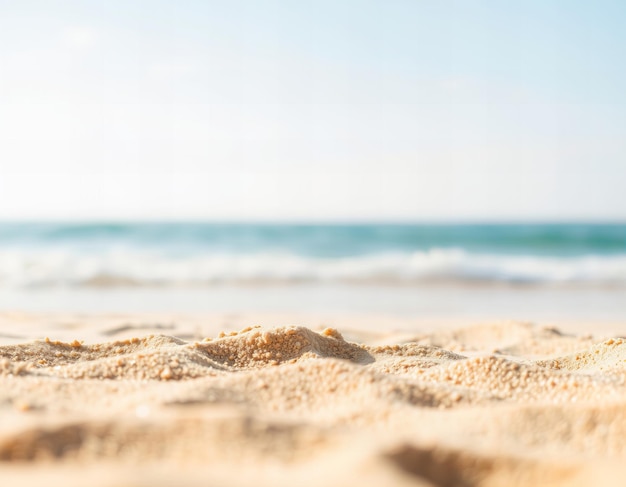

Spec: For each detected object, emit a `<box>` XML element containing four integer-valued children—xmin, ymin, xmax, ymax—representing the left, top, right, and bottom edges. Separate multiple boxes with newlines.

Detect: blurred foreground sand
<box><xmin>2</xmin><ymin>312</ymin><xmax>626</xmax><ymax>486</ymax></box>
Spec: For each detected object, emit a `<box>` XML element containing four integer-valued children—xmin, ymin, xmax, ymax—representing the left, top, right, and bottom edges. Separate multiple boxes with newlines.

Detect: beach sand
<box><xmin>2</xmin><ymin>312</ymin><xmax>626</xmax><ymax>486</ymax></box>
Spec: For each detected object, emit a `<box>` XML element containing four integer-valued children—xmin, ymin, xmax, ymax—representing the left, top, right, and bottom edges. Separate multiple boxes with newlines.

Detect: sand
<box><xmin>2</xmin><ymin>312</ymin><xmax>626</xmax><ymax>486</ymax></box>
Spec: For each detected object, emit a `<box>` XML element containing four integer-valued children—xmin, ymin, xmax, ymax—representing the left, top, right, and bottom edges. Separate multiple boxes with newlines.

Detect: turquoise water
<box><xmin>0</xmin><ymin>222</ymin><xmax>625</xmax><ymax>287</ymax></box>
<box><xmin>2</xmin><ymin>222</ymin><xmax>625</xmax><ymax>256</ymax></box>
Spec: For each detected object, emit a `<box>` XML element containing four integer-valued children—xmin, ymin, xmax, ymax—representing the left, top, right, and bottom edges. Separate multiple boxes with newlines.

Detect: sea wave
<box><xmin>2</xmin><ymin>248</ymin><xmax>626</xmax><ymax>288</ymax></box>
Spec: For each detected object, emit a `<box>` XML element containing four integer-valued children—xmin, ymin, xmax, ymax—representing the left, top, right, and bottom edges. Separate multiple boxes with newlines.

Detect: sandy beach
<box><xmin>2</xmin><ymin>311</ymin><xmax>626</xmax><ymax>486</ymax></box>
<box><xmin>3</xmin><ymin>0</ymin><xmax>626</xmax><ymax>481</ymax></box>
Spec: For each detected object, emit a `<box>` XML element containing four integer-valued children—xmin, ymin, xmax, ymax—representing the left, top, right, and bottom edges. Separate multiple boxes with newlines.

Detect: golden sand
<box><xmin>1</xmin><ymin>313</ymin><xmax>626</xmax><ymax>486</ymax></box>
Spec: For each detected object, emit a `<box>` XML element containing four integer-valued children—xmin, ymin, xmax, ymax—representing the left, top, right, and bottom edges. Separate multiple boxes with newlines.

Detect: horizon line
<box><xmin>1</xmin><ymin>218</ymin><xmax>626</xmax><ymax>226</ymax></box>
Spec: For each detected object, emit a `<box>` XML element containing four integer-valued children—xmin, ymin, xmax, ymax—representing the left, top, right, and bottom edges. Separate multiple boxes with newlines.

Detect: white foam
<box><xmin>2</xmin><ymin>247</ymin><xmax>626</xmax><ymax>288</ymax></box>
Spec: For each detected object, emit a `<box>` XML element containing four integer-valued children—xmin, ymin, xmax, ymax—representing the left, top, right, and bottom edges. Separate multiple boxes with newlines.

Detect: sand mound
<box><xmin>536</xmin><ymin>338</ymin><xmax>626</xmax><ymax>373</ymax></box>
<box><xmin>414</xmin><ymin>321</ymin><xmax>599</xmax><ymax>358</ymax></box>
<box><xmin>419</xmin><ymin>355</ymin><xmax>622</xmax><ymax>403</ymax></box>
<box><xmin>2</xmin><ymin>320</ymin><xmax>626</xmax><ymax>486</ymax></box>
<box><xmin>194</xmin><ymin>325</ymin><xmax>373</xmax><ymax>368</ymax></box>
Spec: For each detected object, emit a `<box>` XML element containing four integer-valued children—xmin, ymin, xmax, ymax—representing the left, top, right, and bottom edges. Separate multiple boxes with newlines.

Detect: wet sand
<box><xmin>2</xmin><ymin>312</ymin><xmax>626</xmax><ymax>486</ymax></box>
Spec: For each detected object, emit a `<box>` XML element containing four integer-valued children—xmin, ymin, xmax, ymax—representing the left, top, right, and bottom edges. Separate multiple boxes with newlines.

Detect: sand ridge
<box><xmin>2</xmin><ymin>319</ymin><xmax>626</xmax><ymax>486</ymax></box>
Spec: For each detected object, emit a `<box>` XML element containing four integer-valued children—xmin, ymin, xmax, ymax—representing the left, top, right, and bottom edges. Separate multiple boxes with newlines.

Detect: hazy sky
<box><xmin>1</xmin><ymin>1</ymin><xmax>625</xmax><ymax>221</ymax></box>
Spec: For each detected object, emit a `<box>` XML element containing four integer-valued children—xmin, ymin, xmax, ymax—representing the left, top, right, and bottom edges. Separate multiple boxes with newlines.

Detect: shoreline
<box><xmin>2</xmin><ymin>283</ymin><xmax>626</xmax><ymax>323</ymax></box>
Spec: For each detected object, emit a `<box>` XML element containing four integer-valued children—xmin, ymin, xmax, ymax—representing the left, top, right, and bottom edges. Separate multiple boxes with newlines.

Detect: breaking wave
<box><xmin>2</xmin><ymin>248</ymin><xmax>626</xmax><ymax>288</ymax></box>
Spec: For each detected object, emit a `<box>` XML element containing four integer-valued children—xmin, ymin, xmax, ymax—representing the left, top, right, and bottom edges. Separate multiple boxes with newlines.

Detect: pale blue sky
<box><xmin>0</xmin><ymin>1</ymin><xmax>625</xmax><ymax>220</ymax></box>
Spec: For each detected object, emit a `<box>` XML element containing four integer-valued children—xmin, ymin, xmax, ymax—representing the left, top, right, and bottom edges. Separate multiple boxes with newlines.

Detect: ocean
<box><xmin>1</xmin><ymin>222</ymin><xmax>625</xmax><ymax>320</ymax></box>
<box><xmin>0</xmin><ymin>222</ymin><xmax>625</xmax><ymax>288</ymax></box>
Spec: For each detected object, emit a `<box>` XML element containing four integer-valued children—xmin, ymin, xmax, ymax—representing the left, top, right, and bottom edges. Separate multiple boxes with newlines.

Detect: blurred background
<box><xmin>1</xmin><ymin>222</ymin><xmax>625</xmax><ymax>324</ymax></box>
<box><xmin>1</xmin><ymin>1</ymin><xmax>625</xmax><ymax>324</ymax></box>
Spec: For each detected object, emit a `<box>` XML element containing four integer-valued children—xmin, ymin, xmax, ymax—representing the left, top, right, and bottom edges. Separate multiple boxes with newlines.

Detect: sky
<box><xmin>0</xmin><ymin>0</ymin><xmax>625</xmax><ymax>221</ymax></box>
